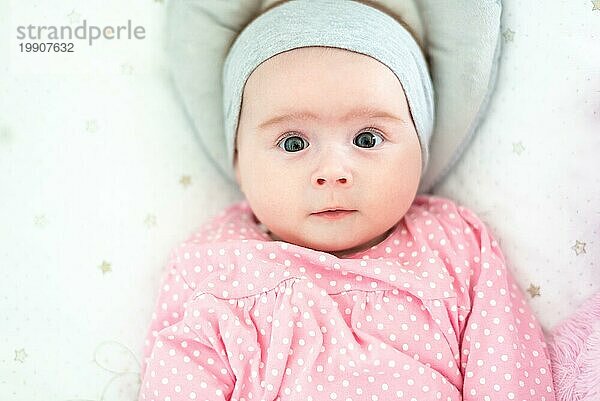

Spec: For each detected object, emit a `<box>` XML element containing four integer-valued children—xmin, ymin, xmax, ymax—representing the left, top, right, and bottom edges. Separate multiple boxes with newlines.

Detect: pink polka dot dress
<box><xmin>137</xmin><ymin>194</ymin><xmax>556</xmax><ymax>401</ymax></box>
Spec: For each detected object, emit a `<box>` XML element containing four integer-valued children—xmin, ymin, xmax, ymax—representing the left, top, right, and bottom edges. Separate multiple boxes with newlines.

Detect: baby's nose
<box><xmin>314</xmin><ymin>176</ymin><xmax>351</xmax><ymax>187</ymax></box>
<box><xmin>311</xmin><ymin>152</ymin><xmax>354</xmax><ymax>188</ymax></box>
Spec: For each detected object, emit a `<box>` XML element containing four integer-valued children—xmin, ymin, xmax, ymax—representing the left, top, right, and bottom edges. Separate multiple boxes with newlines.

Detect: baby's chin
<box><xmin>267</xmin><ymin>227</ymin><xmax>391</xmax><ymax>257</ymax></box>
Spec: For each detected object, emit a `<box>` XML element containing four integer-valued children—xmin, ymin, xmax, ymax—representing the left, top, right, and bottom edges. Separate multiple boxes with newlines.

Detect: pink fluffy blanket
<box><xmin>548</xmin><ymin>291</ymin><xmax>600</xmax><ymax>401</ymax></box>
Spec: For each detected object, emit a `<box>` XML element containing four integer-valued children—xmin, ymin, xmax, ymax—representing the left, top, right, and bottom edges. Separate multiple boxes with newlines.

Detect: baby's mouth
<box><xmin>311</xmin><ymin>209</ymin><xmax>356</xmax><ymax>219</ymax></box>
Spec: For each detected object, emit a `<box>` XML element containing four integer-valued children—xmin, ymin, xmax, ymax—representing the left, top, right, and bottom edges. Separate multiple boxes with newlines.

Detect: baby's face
<box><xmin>234</xmin><ymin>47</ymin><xmax>422</xmax><ymax>257</ymax></box>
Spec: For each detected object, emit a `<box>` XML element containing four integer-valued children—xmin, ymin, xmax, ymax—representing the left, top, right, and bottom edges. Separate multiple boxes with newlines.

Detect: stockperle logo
<box><xmin>16</xmin><ymin>19</ymin><xmax>146</xmax><ymax>46</ymax></box>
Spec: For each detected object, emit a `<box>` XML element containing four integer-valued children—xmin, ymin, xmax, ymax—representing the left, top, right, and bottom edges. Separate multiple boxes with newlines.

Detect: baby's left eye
<box><xmin>353</xmin><ymin>130</ymin><xmax>384</xmax><ymax>148</ymax></box>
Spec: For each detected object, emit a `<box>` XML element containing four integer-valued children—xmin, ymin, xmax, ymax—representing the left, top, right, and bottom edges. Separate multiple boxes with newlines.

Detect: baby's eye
<box><xmin>277</xmin><ymin>129</ymin><xmax>384</xmax><ymax>152</ymax></box>
<box><xmin>278</xmin><ymin>135</ymin><xmax>309</xmax><ymax>152</ymax></box>
<box><xmin>353</xmin><ymin>130</ymin><xmax>384</xmax><ymax>148</ymax></box>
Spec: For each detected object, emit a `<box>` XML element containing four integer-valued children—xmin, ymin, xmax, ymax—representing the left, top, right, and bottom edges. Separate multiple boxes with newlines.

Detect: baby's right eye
<box><xmin>278</xmin><ymin>135</ymin><xmax>309</xmax><ymax>152</ymax></box>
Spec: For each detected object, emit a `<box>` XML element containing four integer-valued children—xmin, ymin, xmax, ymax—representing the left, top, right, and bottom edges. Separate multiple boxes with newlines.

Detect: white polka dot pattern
<box><xmin>137</xmin><ymin>195</ymin><xmax>556</xmax><ymax>401</ymax></box>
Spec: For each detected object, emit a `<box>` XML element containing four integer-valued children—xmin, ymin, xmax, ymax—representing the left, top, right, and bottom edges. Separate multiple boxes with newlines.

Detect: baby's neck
<box><xmin>267</xmin><ymin>225</ymin><xmax>397</xmax><ymax>259</ymax></box>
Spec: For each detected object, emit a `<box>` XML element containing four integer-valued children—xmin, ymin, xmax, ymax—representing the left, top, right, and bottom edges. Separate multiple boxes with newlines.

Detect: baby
<box><xmin>138</xmin><ymin>1</ymin><xmax>556</xmax><ymax>400</ymax></box>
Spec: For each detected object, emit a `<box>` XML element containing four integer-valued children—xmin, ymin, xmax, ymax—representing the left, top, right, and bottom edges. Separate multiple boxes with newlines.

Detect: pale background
<box><xmin>0</xmin><ymin>1</ymin><xmax>598</xmax><ymax>400</ymax></box>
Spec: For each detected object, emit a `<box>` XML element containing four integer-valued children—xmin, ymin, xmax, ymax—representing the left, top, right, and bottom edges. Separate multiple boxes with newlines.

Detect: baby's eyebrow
<box><xmin>257</xmin><ymin>106</ymin><xmax>407</xmax><ymax>130</ymax></box>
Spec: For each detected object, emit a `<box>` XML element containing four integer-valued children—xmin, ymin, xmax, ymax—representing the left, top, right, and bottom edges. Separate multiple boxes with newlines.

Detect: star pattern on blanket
<box><xmin>121</xmin><ymin>64</ymin><xmax>134</xmax><ymax>75</ymax></box>
<box><xmin>144</xmin><ymin>214</ymin><xmax>157</xmax><ymax>228</ymax></box>
<box><xmin>85</xmin><ymin>119</ymin><xmax>98</xmax><ymax>133</ymax></box>
<box><xmin>527</xmin><ymin>284</ymin><xmax>541</xmax><ymax>298</ymax></box>
<box><xmin>98</xmin><ymin>260</ymin><xmax>112</xmax><ymax>275</ymax></box>
<box><xmin>14</xmin><ymin>348</ymin><xmax>28</xmax><ymax>363</ymax></box>
<box><xmin>503</xmin><ymin>28</ymin><xmax>515</xmax><ymax>42</ymax></box>
<box><xmin>67</xmin><ymin>9</ymin><xmax>81</xmax><ymax>25</ymax></box>
<box><xmin>0</xmin><ymin>124</ymin><xmax>13</xmax><ymax>144</ymax></box>
<box><xmin>512</xmin><ymin>141</ymin><xmax>525</xmax><ymax>155</ymax></box>
<box><xmin>571</xmin><ymin>239</ymin><xmax>586</xmax><ymax>255</ymax></box>
<box><xmin>34</xmin><ymin>214</ymin><xmax>47</xmax><ymax>227</ymax></box>
<box><xmin>592</xmin><ymin>0</ymin><xmax>600</xmax><ymax>11</ymax></box>
<box><xmin>179</xmin><ymin>175</ymin><xmax>192</xmax><ymax>188</ymax></box>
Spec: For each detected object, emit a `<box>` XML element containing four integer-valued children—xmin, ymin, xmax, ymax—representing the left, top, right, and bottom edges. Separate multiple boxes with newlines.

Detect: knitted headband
<box><xmin>222</xmin><ymin>0</ymin><xmax>435</xmax><ymax>174</ymax></box>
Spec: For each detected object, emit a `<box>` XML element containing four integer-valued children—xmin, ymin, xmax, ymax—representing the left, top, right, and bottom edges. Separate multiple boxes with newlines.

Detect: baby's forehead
<box><xmin>240</xmin><ymin>53</ymin><xmax>412</xmax><ymax>128</ymax></box>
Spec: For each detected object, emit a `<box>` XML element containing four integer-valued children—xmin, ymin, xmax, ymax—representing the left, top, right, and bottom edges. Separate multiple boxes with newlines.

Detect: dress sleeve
<box><xmin>140</xmin><ymin>247</ymin><xmax>195</xmax><ymax>380</ymax></box>
<box><xmin>456</xmin><ymin>206</ymin><xmax>556</xmax><ymax>401</ymax></box>
<box><xmin>136</xmin><ymin>299</ymin><xmax>236</xmax><ymax>401</ymax></box>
